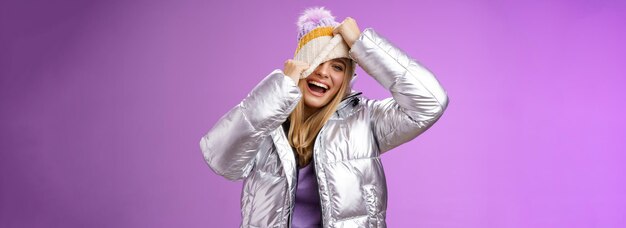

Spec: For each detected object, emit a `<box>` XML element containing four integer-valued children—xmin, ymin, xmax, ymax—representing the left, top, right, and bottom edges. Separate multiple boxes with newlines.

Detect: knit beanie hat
<box><xmin>294</xmin><ymin>7</ymin><xmax>351</xmax><ymax>78</ymax></box>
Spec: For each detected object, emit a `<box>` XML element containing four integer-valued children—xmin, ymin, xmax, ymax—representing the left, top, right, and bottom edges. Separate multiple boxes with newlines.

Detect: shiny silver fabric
<box><xmin>200</xmin><ymin>28</ymin><xmax>449</xmax><ymax>228</ymax></box>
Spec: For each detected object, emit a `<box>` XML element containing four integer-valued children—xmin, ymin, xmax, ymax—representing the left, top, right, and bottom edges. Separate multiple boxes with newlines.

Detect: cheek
<box><xmin>297</xmin><ymin>80</ymin><xmax>308</xmax><ymax>92</ymax></box>
<box><xmin>331</xmin><ymin>73</ymin><xmax>345</xmax><ymax>91</ymax></box>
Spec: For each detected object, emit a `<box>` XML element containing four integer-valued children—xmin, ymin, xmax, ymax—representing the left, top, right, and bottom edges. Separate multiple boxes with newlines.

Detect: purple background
<box><xmin>1</xmin><ymin>0</ymin><xmax>625</xmax><ymax>227</ymax></box>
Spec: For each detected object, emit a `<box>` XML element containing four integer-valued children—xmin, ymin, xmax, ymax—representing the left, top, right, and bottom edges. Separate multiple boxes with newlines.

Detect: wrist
<box><xmin>346</xmin><ymin>31</ymin><xmax>360</xmax><ymax>48</ymax></box>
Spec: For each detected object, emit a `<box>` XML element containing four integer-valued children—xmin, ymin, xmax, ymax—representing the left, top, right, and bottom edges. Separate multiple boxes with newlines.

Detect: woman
<box><xmin>200</xmin><ymin>7</ymin><xmax>449</xmax><ymax>228</ymax></box>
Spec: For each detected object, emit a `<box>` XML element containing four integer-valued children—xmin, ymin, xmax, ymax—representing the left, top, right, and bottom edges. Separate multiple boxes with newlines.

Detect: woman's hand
<box><xmin>283</xmin><ymin>59</ymin><xmax>309</xmax><ymax>83</ymax></box>
<box><xmin>333</xmin><ymin>17</ymin><xmax>361</xmax><ymax>48</ymax></box>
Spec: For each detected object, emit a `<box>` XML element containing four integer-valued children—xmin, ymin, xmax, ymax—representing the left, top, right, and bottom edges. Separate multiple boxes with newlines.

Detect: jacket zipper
<box><xmin>288</xmin><ymin>167</ymin><xmax>299</xmax><ymax>228</ymax></box>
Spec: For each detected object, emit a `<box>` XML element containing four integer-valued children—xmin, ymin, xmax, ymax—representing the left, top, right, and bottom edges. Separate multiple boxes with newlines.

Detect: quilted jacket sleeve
<box><xmin>199</xmin><ymin>70</ymin><xmax>301</xmax><ymax>180</ymax></box>
<box><xmin>349</xmin><ymin>28</ymin><xmax>449</xmax><ymax>153</ymax></box>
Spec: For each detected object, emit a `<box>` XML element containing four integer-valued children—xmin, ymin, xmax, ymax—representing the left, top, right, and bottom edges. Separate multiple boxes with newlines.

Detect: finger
<box><xmin>332</xmin><ymin>26</ymin><xmax>341</xmax><ymax>35</ymax></box>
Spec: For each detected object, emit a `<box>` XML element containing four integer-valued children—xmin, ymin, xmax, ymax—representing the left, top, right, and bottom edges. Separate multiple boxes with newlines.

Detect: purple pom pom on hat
<box><xmin>296</xmin><ymin>7</ymin><xmax>340</xmax><ymax>41</ymax></box>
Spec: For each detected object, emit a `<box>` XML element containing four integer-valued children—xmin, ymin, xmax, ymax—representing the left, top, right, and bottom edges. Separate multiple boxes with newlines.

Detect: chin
<box><xmin>303</xmin><ymin>95</ymin><xmax>330</xmax><ymax>109</ymax></box>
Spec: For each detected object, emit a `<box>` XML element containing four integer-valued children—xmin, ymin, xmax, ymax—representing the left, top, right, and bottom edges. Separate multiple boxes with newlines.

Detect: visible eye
<box><xmin>332</xmin><ymin>64</ymin><xmax>345</xmax><ymax>72</ymax></box>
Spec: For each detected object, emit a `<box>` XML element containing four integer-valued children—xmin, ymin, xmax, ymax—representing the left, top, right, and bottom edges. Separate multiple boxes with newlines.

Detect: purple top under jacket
<box><xmin>292</xmin><ymin>161</ymin><xmax>322</xmax><ymax>228</ymax></box>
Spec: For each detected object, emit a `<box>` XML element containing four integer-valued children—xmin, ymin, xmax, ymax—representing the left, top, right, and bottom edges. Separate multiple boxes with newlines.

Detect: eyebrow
<box><xmin>333</xmin><ymin>59</ymin><xmax>347</xmax><ymax>67</ymax></box>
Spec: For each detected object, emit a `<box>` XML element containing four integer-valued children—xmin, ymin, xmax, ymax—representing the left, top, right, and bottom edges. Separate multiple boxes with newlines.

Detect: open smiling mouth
<box><xmin>307</xmin><ymin>81</ymin><xmax>329</xmax><ymax>94</ymax></box>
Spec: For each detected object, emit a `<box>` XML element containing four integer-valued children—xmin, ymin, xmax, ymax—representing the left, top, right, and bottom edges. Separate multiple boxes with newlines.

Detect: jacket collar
<box><xmin>333</xmin><ymin>90</ymin><xmax>362</xmax><ymax>119</ymax></box>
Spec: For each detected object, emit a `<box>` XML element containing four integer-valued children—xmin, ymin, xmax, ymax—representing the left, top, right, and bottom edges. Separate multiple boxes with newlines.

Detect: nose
<box><xmin>315</xmin><ymin>62</ymin><xmax>330</xmax><ymax>78</ymax></box>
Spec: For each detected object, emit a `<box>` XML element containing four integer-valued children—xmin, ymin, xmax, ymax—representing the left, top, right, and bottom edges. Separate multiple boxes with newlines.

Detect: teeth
<box><xmin>309</xmin><ymin>81</ymin><xmax>329</xmax><ymax>90</ymax></box>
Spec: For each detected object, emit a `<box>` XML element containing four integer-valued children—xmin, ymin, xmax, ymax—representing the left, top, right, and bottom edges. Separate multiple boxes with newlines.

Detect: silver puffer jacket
<box><xmin>200</xmin><ymin>28</ymin><xmax>449</xmax><ymax>228</ymax></box>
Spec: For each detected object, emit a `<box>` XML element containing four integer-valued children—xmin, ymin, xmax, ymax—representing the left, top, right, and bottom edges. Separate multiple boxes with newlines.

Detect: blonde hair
<box><xmin>288</xmin><ymin>59</ymin><xmax>355</xmax><ymax>167</ymax></box>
